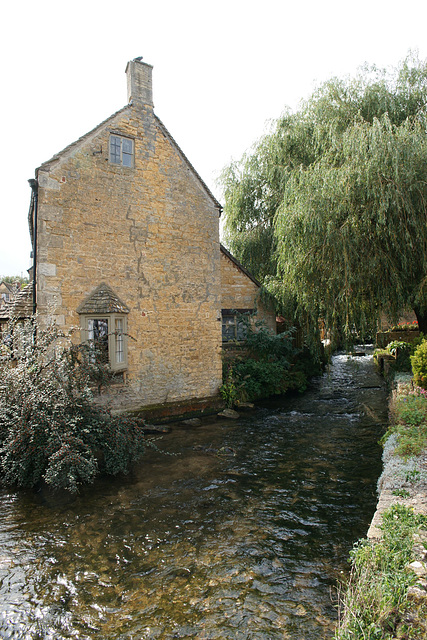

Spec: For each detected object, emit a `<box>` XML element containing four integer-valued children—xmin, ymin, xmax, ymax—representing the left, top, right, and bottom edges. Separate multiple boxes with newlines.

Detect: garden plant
<box><xmin>0</xmin><ymin>317</ymin><xmax>147</xmax><ymax>493</ymax></box>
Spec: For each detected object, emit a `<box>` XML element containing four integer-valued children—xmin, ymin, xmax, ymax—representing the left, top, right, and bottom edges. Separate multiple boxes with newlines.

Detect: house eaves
<box><xmin>155</xmin><ymin>115</ymin><xmax>222</xmax><ymax>214</ymax></box>
<box><xmin>220</xmin><ymin>244</ymin><xmax>261</xmax><ymax>287</ymax></box>
<box><xmin>35</xmin><ymin>105</ymin><xmax>130</xmax><ymax>173</ymax></box>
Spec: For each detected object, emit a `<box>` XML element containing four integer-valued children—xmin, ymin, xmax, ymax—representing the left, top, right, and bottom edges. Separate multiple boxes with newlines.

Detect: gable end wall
<box><xmin>36</xmin><ymin>103</ymin><xmax>223</xmax><ymax>409</ymax></box>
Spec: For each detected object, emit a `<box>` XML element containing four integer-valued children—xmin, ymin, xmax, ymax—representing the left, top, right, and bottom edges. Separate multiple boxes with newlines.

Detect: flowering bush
<box><xmin>389</xmin><ymin>320</ymin><xmax>419</xmax><ymax>331</ymax></box>
<box><xmin>413</xmin><ymin>385</ymin><xmax>427</xmax><ymax>399</ymax></box>
<box><xmin>0</xmin><ymin>317</ymin><xmax>146</xmax><ymax>493</ymax></box>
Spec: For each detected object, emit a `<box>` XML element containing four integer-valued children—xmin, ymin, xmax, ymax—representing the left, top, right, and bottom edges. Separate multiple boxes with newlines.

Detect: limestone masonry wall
<box><xmin>220</xmin><ymin>251</ymin><xmax>276</xmax><ymax>333</ymax></box>
<box><xmin>36</xmin><ymin>99</ymin><xmax>223</xmax><ymax>410</ymax></box>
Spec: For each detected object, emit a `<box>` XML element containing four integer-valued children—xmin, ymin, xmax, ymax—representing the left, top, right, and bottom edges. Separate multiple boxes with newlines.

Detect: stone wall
<box><xmin>368</xmin><ymin>377</ymin><xmax>427</xmax><ymax>539</ymax></box>
<box><xmin>220</xmin><ymin>249</ymin><xmax>276</xmax><ymax>333</ymax></box>
<box><xmin>35</xmin><ymin>98</ymin><xmax>223</xmax><ymax>410</ymax></box>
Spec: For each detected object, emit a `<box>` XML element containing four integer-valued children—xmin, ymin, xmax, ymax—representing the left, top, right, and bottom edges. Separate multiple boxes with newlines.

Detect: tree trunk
<box><xmin>414</xmin><ymin>308</ymin><xmax>427</xmax><ymax>335</ymax></box>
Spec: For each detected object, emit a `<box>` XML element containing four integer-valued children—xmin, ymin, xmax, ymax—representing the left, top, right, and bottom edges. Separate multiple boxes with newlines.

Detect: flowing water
<box><xmin>0</xmin><ymin>353</ymin><xmax>387</xmax><ymax>639</ymax></box>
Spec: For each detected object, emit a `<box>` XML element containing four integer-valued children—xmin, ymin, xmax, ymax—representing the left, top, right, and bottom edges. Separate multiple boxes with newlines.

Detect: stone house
<box><xmin>0</xmin><ymin>284</ymin><xmax>33</xmax><ymax>349</ymax></box>
<box><xmin>28</xmin><ymin>59</ymin><xmax>275</xmax><ymax>416</ymax></box>
<box><xmin>220</xmin><ymin>245</ymin><xmax>275</xmax><ymax>341</ymax></box>
<box><xmin>0</xmin><ymin>282</ymin><xmax>15</xmax><ymax>308</ymax></box>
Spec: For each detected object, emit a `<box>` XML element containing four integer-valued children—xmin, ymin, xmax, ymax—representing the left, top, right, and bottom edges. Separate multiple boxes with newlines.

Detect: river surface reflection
<box><xmin>0</xmin><ymin>353</ymin><xmax>387</xmax><ymax>639</ymax></box>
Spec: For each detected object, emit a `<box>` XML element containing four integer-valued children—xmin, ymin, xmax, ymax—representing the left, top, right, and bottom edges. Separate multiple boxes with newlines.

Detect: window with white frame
<box><xmin>109</xmin><ymin>134</ymin><xmax>134</xmax><ymax>167</ymax></box>
<box><xmin>81</xmin><ymin>314</ymin><xmax>128</xmax><ymax>371</ymax></box>
<box><xmin>77</xmin><ymin>283</ymin><xmax>130</xmax><ymax>372</ymax></box>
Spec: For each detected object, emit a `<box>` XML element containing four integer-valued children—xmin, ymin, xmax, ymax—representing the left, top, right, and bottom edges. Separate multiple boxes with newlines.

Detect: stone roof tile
<box><xmin>77</xmin><ymin>283</ymin><xmax>129</xmax><ymax>315</ymax></box>
<box><xmin>8</xmin><ymin>284</ymin><xmax>33</xmax><ymax>319</ymax></box>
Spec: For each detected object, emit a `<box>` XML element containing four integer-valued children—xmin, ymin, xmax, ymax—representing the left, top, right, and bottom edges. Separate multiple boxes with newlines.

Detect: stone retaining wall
<box><xmin>368</xmin><ymin>377</ymin><xmax>427</xmax><ymax>539</ymax></box>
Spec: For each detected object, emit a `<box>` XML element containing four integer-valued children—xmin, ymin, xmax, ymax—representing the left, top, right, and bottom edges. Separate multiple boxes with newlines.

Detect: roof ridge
<box><xmin>154</xmin><ymin>114</ymin><xmax>222</xmax><ymax>212</ymax></box>
<box><xmin>220</xmin><ymin>244</ymin><xmax>261</xmax><ymax>287</ymax></box>
<box><xmin>36</xmin><ymin>105</ymin><xmax>130</xmax><ymax>171</ymax></box>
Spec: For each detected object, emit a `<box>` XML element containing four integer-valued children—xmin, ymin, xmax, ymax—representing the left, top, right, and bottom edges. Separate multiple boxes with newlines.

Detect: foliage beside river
<box><xmin>220</xmin><ymin>318</ymin><xmax>323</xmax><ymax>406</ymax></box>
<box><xmin>0</xmin><ymin>318</ymin><xmax>147</xmax><ymax>493</ymax></box>
<box><xmin>335</xmin><ymin>504</ymin><xmax>427</xmax><ymax>640</ymax></box>
<box><xmin>336</xmin><ymin>351</ymin><xmax>427</xmax><ymax>639</ymax></box>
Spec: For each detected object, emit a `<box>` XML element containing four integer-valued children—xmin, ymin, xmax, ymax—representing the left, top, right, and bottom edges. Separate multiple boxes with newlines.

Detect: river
<box><xmin>0</xmin><ymin>352</ymin><xmax>387</xmax><ymax>639</ymax></box>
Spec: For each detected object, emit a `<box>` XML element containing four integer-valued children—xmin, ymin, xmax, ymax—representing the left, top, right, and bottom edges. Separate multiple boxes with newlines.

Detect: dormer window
<box><xmin>110</xmin><ymin>135</ymin><xmax>134</xmax><ymax>167</ymax></box>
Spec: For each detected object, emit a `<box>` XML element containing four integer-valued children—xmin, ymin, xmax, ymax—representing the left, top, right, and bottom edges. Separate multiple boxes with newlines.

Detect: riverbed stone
<box><xmin>236</xmin><ymin>402</ymin><xmax>255</xmax><ymax>411</ymax></box>
<box><xmin>407</xmin><ymin>585</ymin><xmax>427</xmax><ymax>601</ymax></box>
<box><xmin>217</xmin><ymin>408</ymin><xmax>240</xmax><ymax>419</ymax></box>
<box><xmin>407</xmin><ymin>560</ymin><xmax>427</xmax><ymax>578</ymax></box>
<box><xmin>182</xmin><ymin>418</ymin><xmax>202</xmax><ymax>426</ymax></box>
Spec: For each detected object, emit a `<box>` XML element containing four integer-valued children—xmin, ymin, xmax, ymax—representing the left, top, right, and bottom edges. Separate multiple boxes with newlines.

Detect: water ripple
<box><xmin>0</xmin><ymin>353</ymin><xmax>387</xmax><ymax>639</ymax></box>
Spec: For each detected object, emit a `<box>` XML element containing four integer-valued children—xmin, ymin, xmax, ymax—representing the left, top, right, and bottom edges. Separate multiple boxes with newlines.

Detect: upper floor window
<box><xmin>110</xmin><ymin>135</ymin><xmax>134</xmax><ymax>167</ymax></box>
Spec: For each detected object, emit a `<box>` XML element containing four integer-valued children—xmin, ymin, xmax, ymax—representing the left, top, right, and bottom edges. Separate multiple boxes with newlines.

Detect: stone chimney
<box><xmin>126</xmin><ymin>58</ymin><xmax>153</xmax><ymax>107</ymax></box>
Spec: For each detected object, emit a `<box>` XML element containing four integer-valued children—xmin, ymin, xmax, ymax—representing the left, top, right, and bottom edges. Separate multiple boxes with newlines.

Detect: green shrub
<box><xmin>220</xmin><ymin>318</ymin><xmax>314</xmax><ymax>404</ymax></box>
<box><xmin>232</xmin><ymin>358</ymin><xmax>289</xmax><ymax>400</ymax></box>
<box><xmin>336</xmin><ymin>504</ymin><xmax>427</xmax><ymax>640</ymax></box>
<box><xmin>411</xmin><ymin>339</ymin><xmax>427</xmax><ymax>388</ymax></box>
<box><xmin>0</xmin><ymin>317</ymin><xmax>147</xmax><ymax>493</ymax></box>
<box><xmin>374</xmin><ymin>338</ymin><xmax>424</xmax><ymax>374</ymax></box>
<box><xmin>387</xmin><ymin>389</ymin><xmax>427</xmax><ymax>457</ymax></box>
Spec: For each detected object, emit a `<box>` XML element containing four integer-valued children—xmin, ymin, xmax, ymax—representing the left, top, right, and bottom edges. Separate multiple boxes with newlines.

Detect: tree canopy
<box><xmin>220</xmin><ymin>53</ymin><xmax>427</xmax><ymax>341</ymax></box>
<box><xmin>0</xmin><ymin>275</ymin><xmax>29</xmax><ymax>286</ymax></box>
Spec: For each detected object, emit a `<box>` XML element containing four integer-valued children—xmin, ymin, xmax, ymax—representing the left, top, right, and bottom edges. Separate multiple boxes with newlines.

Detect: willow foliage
<box><xmin>220</xmin><ymin>53</ymin><xmax>427</xmax><ymax>340</ymax></box>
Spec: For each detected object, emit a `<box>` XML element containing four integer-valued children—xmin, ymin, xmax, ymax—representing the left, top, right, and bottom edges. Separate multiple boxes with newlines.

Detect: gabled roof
<box><xmin>35</xmin><ymin>105</ymin><xmax>222</xmax><ymax>213</ymax></box>
<box><xmin>220</xmin><ymin>244</ymin><xmax>261</xmax><ymax>287</ymax></box>
<box><xmin>0</xmin><ymin>281</ymin><xmax>14</xmax><ymax>293</ymax></box>
<box><xmin>155</xmin><ymin>115</ymin><xmax>222</xmax><ymax>212</ymax></box>
<box><xmin>36</xmin><ymin>105</ymin><xmax>130</xmax><ymax>172</ymax></box>
<box><xmin>77</xmin><ymin>283</ymin><xmax>130</xmax><ymax>315</ymax></box>
<box><xmin>8</xmin><ymin>284</ymin><xmax>33</xmax><ymax>319</ymax></box>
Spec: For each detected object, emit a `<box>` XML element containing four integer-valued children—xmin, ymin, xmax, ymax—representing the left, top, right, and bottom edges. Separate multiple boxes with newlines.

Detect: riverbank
<box><xmin>0</xmin><ymin>352</ymin><xmax>385</xmax><ymax>639</ymax></box>
<box><xmin>335</xmin><ymin>373</ymin><xmax>427</xmax><ymax>639</ymax></box>
<box><xmin>368</xmin><ymin>376</ymin><xmax>427</xmax><ymax>538</ymax></box>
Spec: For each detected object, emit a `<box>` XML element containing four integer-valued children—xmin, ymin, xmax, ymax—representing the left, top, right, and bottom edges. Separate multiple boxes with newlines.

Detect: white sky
<box><xmin>1</xmin><ymin>0</ymin><xmax>427</xmax><ymax>277</ymax></box>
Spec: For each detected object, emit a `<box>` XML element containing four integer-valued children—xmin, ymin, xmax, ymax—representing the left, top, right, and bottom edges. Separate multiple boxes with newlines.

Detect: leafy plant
<box><xmin>220</xmin><ymin>317</ymin><xmax>314</xmax><ymax>405</ymax></box>
<box><xmin>411</xmin><ymin>339</ymin><xmax>427</xmax><ymax>389</ymax></box>
<box><xmin>386</xmin><ymin>391</ymin><xmax>427</xmax><ymax>458</ymax></box>
<box><xmin>0</xmin><ymin>317</ymin><xmax>147</xmax><ymax>493</ymax></box>
<box><xmin>336</xmin><ymin>504</ymin><xmax>427</xmax><ymax>639</ymax></box>
<box><xmin>220</xmin><ymin>365</ymin><xmax>238</xmax><ymax>408</ymax></box>
<box><xmin>392</xmin><ymin>488</ymin><xmax>410</xmax><ymax>498</ymax></box>
<box><xmin>404</xmin><ymin>468</ymin><xmax>421</xmax><ymax>484</ymax></box>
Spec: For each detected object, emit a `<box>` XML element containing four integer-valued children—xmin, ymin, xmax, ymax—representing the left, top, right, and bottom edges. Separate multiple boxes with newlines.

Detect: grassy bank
<box><xmin>335</xmin><ymin>504</ymin><xmax>427</xmax><ymax>639</ymax></box>
<box><xmin>335</xmin><ymin>375</ymin><xmax>427</xmax><ymax>639</ymax></box>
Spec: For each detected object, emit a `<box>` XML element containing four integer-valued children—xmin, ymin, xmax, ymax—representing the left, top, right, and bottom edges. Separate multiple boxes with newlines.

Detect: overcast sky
<box><xmin>1</xmin><ymin>0</ymin><xmax>427</xmax><ymax>277</ymax></box>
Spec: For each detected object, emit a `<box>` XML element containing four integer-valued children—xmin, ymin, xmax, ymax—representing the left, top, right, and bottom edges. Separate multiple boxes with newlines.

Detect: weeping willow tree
<box><xmin>220</xmin><ymin>53</ymin><xmax>427</xmax><ymax>342</ymax></box>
